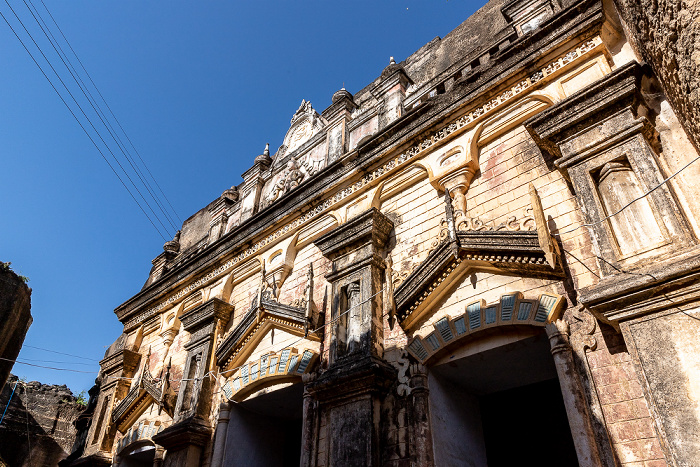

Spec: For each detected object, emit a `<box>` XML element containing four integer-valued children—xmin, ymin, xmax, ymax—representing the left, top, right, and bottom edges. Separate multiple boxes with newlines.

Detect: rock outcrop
<box><xmin>0</xmin><ymin>376</ymin><xmax>83</xmax><ymax>467</ymax></box>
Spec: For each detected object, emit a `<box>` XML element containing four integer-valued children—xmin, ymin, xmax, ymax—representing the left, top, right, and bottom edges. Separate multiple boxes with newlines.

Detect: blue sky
<box><xmin>0</xmin><ymin>0</ymin><xmax>481</xmax><ymax>393</ymax></box>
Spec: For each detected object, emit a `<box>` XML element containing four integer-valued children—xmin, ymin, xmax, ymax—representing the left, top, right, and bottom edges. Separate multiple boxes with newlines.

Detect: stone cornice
<box><xmin>525</xmin><ymin>61</ymin><xmax>645</xmax><ymax>162</ymax></box>
<box><xmin>114</xmin><ymin>0</ymin><xmax>604</xmax><ymax>326</ymax></box>
<box><xmin>179</xmin><ymin>298</ymin><xmax>232</xmax><ymax>334</ymax></box>
<box><xmin>579</xmin><ymin>247</ymin><xmax>700</xmax><ymax>323</ymax></box>
<box><xmin>395</xmin><ymin>230</ymin><xmax>564</xmax><ymax>328</ymax></box>
<box><xmin>314</xmin><ymin>207</ymin><xmax>394</xmax><ymax>261</ymax></box>
<box><xmin>151</xmin><ymin>416</ymin><xmax>212</xmax><ymax>450</ymax></box>
<box><xmin>215</xmin><ymin>299</ymin><xmax>307</xmax><ymax>369</ymax></box>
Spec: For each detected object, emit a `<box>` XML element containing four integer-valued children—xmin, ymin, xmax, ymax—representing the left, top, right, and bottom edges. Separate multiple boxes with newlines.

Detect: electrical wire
<box><xmin>23</xmin><ymin>0</ymin><xmax>179</xmax><ymax>233</ymax></box>
<box><xmin>1</xmin><ymin>358</ymin><xmax>97</xmax><ymax>374</ymax></box>
<box><xmin>0</xmin><ymin>2</ymin><xmax>170</xmax><ymax>240</ymax></box>
<box><xmin>38</xmin><ymin>0</ymin><xmax>182</xmax><ymax>225</ymax></box>
<box><xmin>0</xmin><ymin>356</ymin><xmax>96</xmax><ymax>366</ymax></box>
<box><xmin>0</xmin><ymin>380</ymin><xmax>18</xmax><ymax>426</ymax></box>
<box><xmin>553</xmin><ymin>154</ymin><xmax>700</xmax><ymax>238</ymax></box>
<box><xmin>22</xmin><ymin>344</ymin><xmax>99</xmax><ymax>361</ymax></box>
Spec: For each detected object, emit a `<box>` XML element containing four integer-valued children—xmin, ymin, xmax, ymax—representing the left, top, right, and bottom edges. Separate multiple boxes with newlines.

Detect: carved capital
<box><xmin>546</xmin><ymin>319</ymin><xmax>572</xmax><ymax>355</ymax></box>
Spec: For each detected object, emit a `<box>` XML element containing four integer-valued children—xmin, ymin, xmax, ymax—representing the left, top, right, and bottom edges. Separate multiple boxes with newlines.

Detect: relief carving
<box><xmin>265</xmin><ymin>156</ymin><xmax>321</xmax><ymax>207</ymax></box>
<box><xmin>392</xmin><ymin>349</ymin><xmax>412</xmax><ymax>396</ymax></box>
<box><xmin>568</xmin><ymin>305</ymin><xmax>598</xmax><ymax>352</ymax></box>
<box><xmin>429</xmin><ymin>208</ymin><xmax>536</xmax><ymax>252</ymax></box>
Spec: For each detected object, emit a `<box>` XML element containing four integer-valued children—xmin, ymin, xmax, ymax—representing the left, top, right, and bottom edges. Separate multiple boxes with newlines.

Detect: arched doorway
<box><xmin>116</xmin><ymin>440</ymin><xmax>157</xmax><ymax>467</ymax></box>
<box><xmin>428</xmin><ymin>330</ymin><xmax>579</xmax><ymax>466</ymax></box>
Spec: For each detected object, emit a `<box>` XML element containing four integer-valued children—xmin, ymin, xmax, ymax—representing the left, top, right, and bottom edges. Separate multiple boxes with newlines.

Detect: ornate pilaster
<box><xmin>408</xmin><ymin>363</ymin><xmax>434</xmax><ymax>467</ymax></box>
<box><xmin>546</xmin><ymin>320</ymin><xmax>603</xmax><ymax>467</ymax></box>
<box><xmin>307</xmin><ymin>207</ymin><xmax>397</xmax><ymax>467</ymax></box>
<box><xmin>153</xmin><ymin>298</ymin><xmax>232</xmax><ymax>467</ymax></box>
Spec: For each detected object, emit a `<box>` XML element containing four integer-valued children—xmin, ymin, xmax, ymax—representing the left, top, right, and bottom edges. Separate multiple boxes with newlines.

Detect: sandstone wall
<box><xmin>0</xmin><ymin>263</ymin><xmax>32</xmax><ymax>390</ymax></box>
<box><xmin>0</xmin><ymin>376</ymin><xmax>83</xmax><ymax>467</ymax></box>
<box><xmin>613</xmin><ymin>0</ymin><xmax>700</xmax><ymax>151</ymax></box>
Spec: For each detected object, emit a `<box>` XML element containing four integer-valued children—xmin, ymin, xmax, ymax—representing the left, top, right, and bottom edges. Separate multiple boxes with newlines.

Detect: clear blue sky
<box><xmin>1</xmin><ymin>0</ymin><xmax>481</xmax><ymax>394</ymax></box>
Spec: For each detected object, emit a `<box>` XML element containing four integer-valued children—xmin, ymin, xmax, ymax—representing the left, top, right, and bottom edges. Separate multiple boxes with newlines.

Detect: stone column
<box><xmin>300</xmin><ymin>382</ymin><xmax>318</xmax><ymax>467</ymax></box>
<box><xmin>408</xmin><ymin>363</ymin><xmax>434</xmax><ymax>467</ymax></box>
<box><xmin>546</xmin><ymin>320</ymin><xmax>602</xmax><ymax>467</ymax></box>
<box><xmin>209</xmin><ymin>401</ymin><xmax>230</xmax><ymax>467</ymax></box>
<box><xmin>309</xmin><ymin>208</ymin><xmax>397</xmax><ymax>467</ymax></box>
<box><xmin>153</xmin><ymin>298</ymin><xmax>232</xmax><ymax>467</ymax></box>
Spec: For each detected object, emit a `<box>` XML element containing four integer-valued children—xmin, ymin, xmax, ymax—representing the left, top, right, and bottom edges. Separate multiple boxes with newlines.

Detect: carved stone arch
<box><xmin>221</xmin><ymin>347</ymin><xmax>319</xmax><ymax>402</ymax></box>
<box><xmin>472</xmin><ymin>93</ymin><xmax>555</xmax><ymax>154</ymax></box>
<box><xmin>405</xmin><ymin>291</ymin><xmax>566</xmax><ymax>364</ymax></box>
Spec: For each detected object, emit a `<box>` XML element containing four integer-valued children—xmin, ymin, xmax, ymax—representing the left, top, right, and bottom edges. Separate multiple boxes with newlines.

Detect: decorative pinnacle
<box><xmin>263</xmin><ymin>143</ymin><xmax>270</xmax><ymax>157</ymax></box>
<box><xmin>389</xmin><ymin>56</ymin><xmax>396</xmax><ymax>65</ymax></box>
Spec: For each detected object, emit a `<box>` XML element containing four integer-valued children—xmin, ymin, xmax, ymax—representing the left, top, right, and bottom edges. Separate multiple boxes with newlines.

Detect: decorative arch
<box><xmin>221</xmin><ymin>347</ymin><xmax>319</xmax><ymax>402</ymax></box>
<box><xmin>406</xmin><ymin>291</ymin><xmax>565</xmax><ymax>364</ymax></box>
<box><xmin>471</xmin><ymin>93</ymin><xmax>555</xmax><ymax>155</ymax></box>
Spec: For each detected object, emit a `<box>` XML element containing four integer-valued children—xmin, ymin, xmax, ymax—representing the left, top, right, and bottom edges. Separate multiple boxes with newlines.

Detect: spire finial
<box><xmin>390</xmin><ymin>56</ymin><xmax>396</xmax><ymax>65</ymax></box>
<box><xmin>263</xmin><ymin>143</ymin><xmax>270</xmax><ymax>157</ymax></box>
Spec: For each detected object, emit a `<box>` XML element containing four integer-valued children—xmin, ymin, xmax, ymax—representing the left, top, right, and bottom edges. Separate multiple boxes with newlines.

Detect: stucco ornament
<box><xmin>277</xmin><ymin>99</ymin><xmax>325</xmax><ymax>160</ymax></box>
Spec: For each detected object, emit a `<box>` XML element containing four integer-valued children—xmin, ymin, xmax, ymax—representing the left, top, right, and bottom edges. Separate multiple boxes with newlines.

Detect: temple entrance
<box><xmin>429</xmin><ymin>332</ymin><xmax>579</xmax><ymax>467</ymax></box>
<box><xmin>224</xmin><ymin>382</ymin><xmax>303</xmax><ymax>467</ymax></box>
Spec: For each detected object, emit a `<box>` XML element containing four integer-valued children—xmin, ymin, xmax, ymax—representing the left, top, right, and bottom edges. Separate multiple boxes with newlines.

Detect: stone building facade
<box><xmin>64</xmin><ymin>0</ymin><xmax>700</xmax><ymax>465</ymax></box>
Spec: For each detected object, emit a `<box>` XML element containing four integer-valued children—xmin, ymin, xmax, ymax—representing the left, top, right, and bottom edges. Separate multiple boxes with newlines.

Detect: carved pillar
<box><xmin>371</xmin><ymin>58</ymin><xmax>412</xmax><ymax>129</ymax></box>
<box><xmin>300</xmin><ymin>380</ymin><xmax>319</xmax><ymax>467</ymax></box>
<box><xmin>209</xmin><ymin>401</ymin><xmax>230</xmax><ymax>467</ymax></box>
<box><xmin>546</xmin><ymin>320</ymin><xmax>602</xmax><ymax>467</ymax></box>
<box><xmin>308</xmin><ymin>208</ymin><xmax>397</xmax><ymax>467</ymax></box>
<box><xmin>153</xmin><ymin>298</ymin><xmax>232</xmax><ymax>467</ymax></box>
<box><xmin>408</xmin><ymin>363</ymin><xmax>434</xmax><ymax>467</ymax></box>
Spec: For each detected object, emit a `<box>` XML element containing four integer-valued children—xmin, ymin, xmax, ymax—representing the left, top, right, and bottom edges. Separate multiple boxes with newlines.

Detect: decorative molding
<box><xmin>406</xmin><ymin>291</ymin><xmax>565</xmax><ymax>364</ymax></box>
<box><xmin>395</xmin><ymin>229</ymin><xmax>564</xmax><ymax>329</ymax></box>
<box><xmin>116</xmin><ymin>420</ymin><xmax>165</xmax><ymax>454</ymax></box>
<box><xmin>263</xmin><ymin>156</ymin><xmax>323</xmax><ymax>208</ymax></box>
<box><xmin>221</xmin><ymin>347</ymin><xmax>318</xmax><ymax>402</ymax></box>
<box><xmin>215</xmin><ymin>298</ymin><xmax>318</xmax><ymax>371</ymax></box>
<box><xmin>568</xmin><ymin>305</ymin><xmax>597</xmax><ymax>352</ymax></box>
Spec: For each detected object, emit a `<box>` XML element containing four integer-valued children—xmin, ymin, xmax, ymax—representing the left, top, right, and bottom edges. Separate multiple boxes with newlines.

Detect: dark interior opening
<box><xmin>429</xmin><ymin>332</ymin><xmax>580</xmax><ymax>467</ymax></box>
<box><xmin>224</xmin><ymin>382</ymin><xmax>303</xmax><ymax>467</ymax></box>
<box><xmin>119</xmin><ymin>444</ymin><xmax>156</xmax><ymax>467</ymax></box>
<box><xmin>479</xmin><ymin>378</ymin><xmax>579</xmax><ymax>467</ymax></box>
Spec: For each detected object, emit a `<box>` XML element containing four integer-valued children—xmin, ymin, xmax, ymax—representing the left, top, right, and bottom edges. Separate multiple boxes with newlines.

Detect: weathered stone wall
<box><xmin>585</xmin><ymin>325</ymin><xmax>668</xmax><ymax>466</ymax></box>
<box><xmin>613</xmin><ymin>0</ymin><xmax>700</xmax><ymax>150</ymax></box>
<box><xmin>0</xmin><ymin>376</ymin><xmax>83</xmax><ymax>467</ymax></box>
<box><xmin>0</xmin><ymin>264</ymin><xmax>32</xmax><ymax>390</ymax></box>
<box><xmin>621</xmin><ymin>309</ymin><xmax>700</xmax><ymax>466</ymax></box>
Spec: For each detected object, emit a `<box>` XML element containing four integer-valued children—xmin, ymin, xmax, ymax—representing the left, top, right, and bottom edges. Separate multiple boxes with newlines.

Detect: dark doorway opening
<box><xmin>118</xmin><ymin>443</ymin><xmax>156</xmax><ymax>467</ymax></box>
<box><xmin>224</xmin><ymin>382</ymin><xmax>303</xmax><ymax>467</ymax></box>
<box><xmin>479</xmin><ymin>378</ymin><xmax>578</xmax><ymax>467</ymax></box>
<box><xmin>429</xmin><ymin>332</ymin><xmax>579</xmax><ymax>467</ymax></box>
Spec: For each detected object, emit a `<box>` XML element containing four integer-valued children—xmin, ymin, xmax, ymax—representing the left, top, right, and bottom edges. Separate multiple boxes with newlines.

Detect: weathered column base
<box><xmin>306</xmin><ymin>356</ymin><xmax>396</xmax><ymax>467</ymax></box>
<box><xmin>546</xmin><ymin>320</ymin><xmax>602</xmax><ymax>467</ymax></box>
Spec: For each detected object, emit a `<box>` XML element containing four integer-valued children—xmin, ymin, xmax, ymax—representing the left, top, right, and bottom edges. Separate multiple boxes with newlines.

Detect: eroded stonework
<box><xmin>65</xmin><ymin>0</ymin><xmax>700</xmax><ymax>465</ymax></box>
